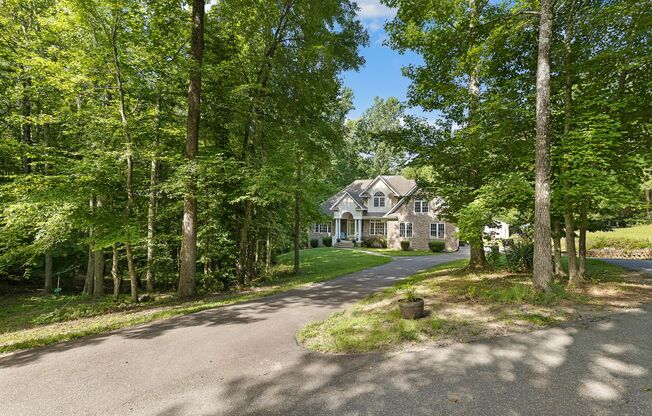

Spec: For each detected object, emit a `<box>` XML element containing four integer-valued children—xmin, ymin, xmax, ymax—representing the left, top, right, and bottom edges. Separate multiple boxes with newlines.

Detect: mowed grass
<box><xmin>297</xmin><ymin>258</ymin><xmax>652</xmax><ymax>353</ymax></box>
<box><xmin>353</xmin><ymin>247</ymin><xmax>442</xmax><ymax>257</ymax></box>
<box><xmin>0</xmin><ymin>248</ymin><xmax>390</xmax><ymax>354</ymax></box>
<box><xmin>574</xmin><ymin>224</ymin><xmax>652</xmax><ymax>250</ymax></box>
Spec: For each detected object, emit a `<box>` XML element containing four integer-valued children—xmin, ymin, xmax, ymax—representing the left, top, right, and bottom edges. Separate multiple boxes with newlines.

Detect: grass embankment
<box><xmin>0</xmin><ymin>248</ymin><xmax>390</xmax><ymax>354</ymax></box>
<box><xmin>567</xmin><ymin>224</ymin><xmax>652</xmax><ymax>250</ymax></box>
<box><xmin>297</xmin><ymin>258</ymin><xmax>652</xmax><ymax>353</ymax></box>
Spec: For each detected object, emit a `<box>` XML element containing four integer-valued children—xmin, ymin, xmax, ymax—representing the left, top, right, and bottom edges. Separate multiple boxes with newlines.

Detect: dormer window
<box><xmin>414</xmin><ymin>199</ymin><xmax>429</xmax><ymax>213</ymax></box>
<box><xmin>373</xmin><ymin>192</ymin><xmax>385</xmax><ymax>208</ymax></box>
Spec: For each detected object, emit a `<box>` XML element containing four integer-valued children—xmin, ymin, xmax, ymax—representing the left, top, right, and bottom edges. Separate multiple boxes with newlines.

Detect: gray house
<box><xmin>309</xmin><ymin>175</ymin><xmax>459</xmax><ymax>251</ymax></box>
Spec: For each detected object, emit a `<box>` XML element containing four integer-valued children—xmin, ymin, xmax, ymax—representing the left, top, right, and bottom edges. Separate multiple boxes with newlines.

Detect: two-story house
<box><xmin>310</xmin><ymin>175</ymin><xmax>459</xmax><ymax>251</ymax></box>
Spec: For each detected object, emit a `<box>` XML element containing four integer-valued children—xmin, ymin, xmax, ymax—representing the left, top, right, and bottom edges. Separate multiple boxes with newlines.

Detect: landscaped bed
<box><xmin>0</xmin><ymin>248</ymin><xmax>390</xmax><ymax>354</ymax></box>
<box><xmin>297</xmin><ymin>258</ymin><xmax>652</xmax><ymax>353</ymax></box>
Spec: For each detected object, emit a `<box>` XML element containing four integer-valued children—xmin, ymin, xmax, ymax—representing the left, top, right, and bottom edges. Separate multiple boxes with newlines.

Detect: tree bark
<box><xmin>578</xmin><ymin>210</ymin><xmax>587</xmax><ymax>279</ymax></box>
<box><xmin>83</xmin><ymin>197</ymin><xmax>95</xmax><ymax>295</ymax></box>
<box><xmin>464</xmin><ymin>0</ymin><xmax>487</xmax><ymax>272</ymax></box>
<box><xmin>21</xmin><ymin>78</ymin><xmax>32</xmax><ymax>174</ymax></box>
<box><xmin>146</xmin><ymin>158</ymin><xmax>158</xmax><ymax>292</ymax></box>
<box><xmin>532</xmin><ymin>0</ymin><xmax>554</xmax><ymax>292</ymax></box>
<box><xmin>93</xmin><ymin>247</ymin><xmax>105</xmax><ymax>297</ymax></box>
<box><xmin>112</xmin><ymin>243</ymin><xmax>121</xmax><ymax>299</ymax></box>
<box><xmin>84</xmin><ymin>245</ymin><xmax>94</xmax><ymax>295</ymax></box>
<box><xmin>552</xmin><ymin>217</ymin><xmax>564</xmax><ymax>278</ymax></box>
<box><xmin>293</xmin><ymin>148</ymin><xmax>301</xmax><ymax>274</ymax></box>
<box><xmin>44</xmin><ymin>254</ymin><xmax>53</xmax><ymax>293</ymax></box>
<box><xmin>468</xmin><ymin>239</ymin><xmax>487</xmax><ymax>271</ymax></box>
<box><xmin>109</xmin><ymin>16</ymin><xmax>138</xmax><ymax>302</ymax></box>
<box><xmin>178</xmin><ymin>0</ymin><xmax>204</xmax><ymax>297</ymax></box>
<box><xmin>565</xmin><ymin>210</ymin><xmax>579</xmax><ymax>284</ymax></box>
<box><xmin>265</xmin><ymin>231</ymin><xmax>272</xmax><ymax>274</ymax></box>
<box><xmin>125</xmin><ymin>242</ymin><xmax>138</xmax><ymax>302</ymax></box>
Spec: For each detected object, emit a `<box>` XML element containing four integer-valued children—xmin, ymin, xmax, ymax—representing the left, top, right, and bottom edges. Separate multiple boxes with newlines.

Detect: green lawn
<box><xmin>297</xmin><ymin>258</ymin><xmax>650</xmax><ymax>353</ymax></box>
<box><xmin>585</xmin><ymin>224</ymin><xmax>652</xmax><ymax>250</ymax></box>
<box><xmin>0</xmin><ymin>248</ymin><xmax>390</xmax><ymax>354</ymax></box>
<box><xmin>353</xmin><ymin>247</ymin><xmax>442</xmax><ymax>256</ymax></box>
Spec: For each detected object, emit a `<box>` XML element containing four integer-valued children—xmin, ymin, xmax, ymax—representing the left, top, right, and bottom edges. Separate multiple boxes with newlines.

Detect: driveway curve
<box><xmin>0</xmin><ymin>250</ymin><xmax>468</xmax><ymax>416</ymax></box>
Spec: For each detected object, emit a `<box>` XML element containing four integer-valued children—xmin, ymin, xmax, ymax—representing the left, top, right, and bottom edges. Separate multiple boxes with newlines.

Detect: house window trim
<box><xmin>369</xmin><ymin>220</ymin><xmax>386</xmax><ymax>236</ymax></box>
<box><xmin>399</xmin><ymin>222</ymin><xmax>413</xmax><ymax>238</ymax></box>
<box><xmin>314</xmin><ymin>222</ymin><xmax>332</xmax><ymax>233</ymax></box>
<box><xmin>430</xmin><ymin>223</ymin><xmax>445</xmax><ymax>239</ymax></box>
<box><xmin>373</xmin><ymin>192</ymin><xmax>386</xmax><ymax>208</ymax></box>
<box><xmin>414</xmin><ymin>199</ymin><xmax>429</xmax><ymax>213</ymax></box>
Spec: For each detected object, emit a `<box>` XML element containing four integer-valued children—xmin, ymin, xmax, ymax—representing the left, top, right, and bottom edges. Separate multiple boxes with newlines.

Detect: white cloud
<box><xmin>356</xmin><ymin>0</ymin><xmax>396</xmax><ymax>20</ymax></box>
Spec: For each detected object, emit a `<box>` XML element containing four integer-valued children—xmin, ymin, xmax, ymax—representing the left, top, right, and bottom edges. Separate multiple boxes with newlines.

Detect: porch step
<box><xmin>334</xmin><ymin>241</ymin><xmax>354</xmax><ymax>248</ymax></box>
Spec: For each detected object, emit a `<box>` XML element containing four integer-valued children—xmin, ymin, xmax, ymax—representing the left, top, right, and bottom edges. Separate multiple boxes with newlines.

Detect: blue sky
<box><xmin>344</xmin><ymin>1</ymin><xmax>430</xmax><ymax>120</ymax></box>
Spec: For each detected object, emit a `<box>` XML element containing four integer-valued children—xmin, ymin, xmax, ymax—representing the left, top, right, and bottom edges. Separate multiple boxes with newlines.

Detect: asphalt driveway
<box><xmin>1</xmin><ymin>250</ymin><xmax>650</xmax><ymax>416</ymax></box>
<box><xmin>599</xmin><ymin>258</ymin><xmax>652</xmax><ymax>276</ymax></box>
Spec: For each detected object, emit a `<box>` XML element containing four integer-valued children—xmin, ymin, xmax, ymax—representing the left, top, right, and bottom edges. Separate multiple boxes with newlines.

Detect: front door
<box><xmin>347</xmin><ymin>221</ymin><xmax>355</xmax><ymax>239</ymax></box>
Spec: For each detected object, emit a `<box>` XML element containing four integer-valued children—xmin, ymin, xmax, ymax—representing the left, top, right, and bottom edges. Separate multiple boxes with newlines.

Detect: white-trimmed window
<box><xmin>414</xmin><ymin>199</ymin><xmax>429</xmax><ymax>213</ymax></box>
<box><xmin>430</xmin><ymin>223</ymin><xmax>445</xmax><ymax>239</ymax></box>
<box><xmin>369</xmin><ymin>220</ymin><xmax>386</xmax><ymax>236</ymax></box>
<box><xmin>373</xmin><ymin>192</ymin><xmax>385</xmax><ymax>208</ymax></box>
<box><xmin>399</xmin><ymin>222</ymin><xmax>413</xmax><ymax>238</ymax></box>
<box><xmin>314</xmin><ymin>223</ymin><xmax>332</xmax><ymax>233</ymax></box>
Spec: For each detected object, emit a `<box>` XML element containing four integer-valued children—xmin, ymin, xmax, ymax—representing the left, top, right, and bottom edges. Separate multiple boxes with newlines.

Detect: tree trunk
<box><xmin>44</xmin><ymin>254</ymin><xmax>53</xmax><ymax>293</ymax></box>
<box><xmin>146</xmin><ymin>158</ymin><xmax>158</xmax><ymax>292</ymax></box>
<box><xmin>112</xmin><ymin>243</ymin><xmax>121</xmax><ymax>299</ymax></box>
<box><xmin>93</xmin><ymin>247</ymin><xmax>104</xmax><ymax>297</ymax></box>
<box><xmin>237</xmin><ymin>201</ymin><xmax>252</xmax><ymax>285</ymax></box>
<box><xmin>178</xmin><ymin>0</ymin><xmax>204</xmax><ymax>297</ymax></box>
<box><xmin>532</xmin><ymin>0</ymin><xmax>554</xmax><ymax>292</ymax></box>
<box><xmin>109</xmin><ymin>16</ymin><xmax>139</xmax><ymax>301</ymax></box>
<box><xmin>293</xmin><ymin>148</ymin><xmax>301</xmax><ymax>274</ymax></box>
<box><xmin>468</xmin><ymin>242</ymin><xmax>487</xmax><ymax>271</ymax></box>
<box><xmin>125</xmin><ymin>242</ymin><xmax>138</xmax><ymax>302</ymax></box>
<box><xmin>565</xmin><ymin>210</ymin><xmax>579</xmax><ymax>284</ymax></box>
<box><xmin>265</xmin><ymin>231</ymin><xmax>272</xmax><ymax>274</ymax></box>
<box><xmin>578</xmin><ymin>210</ymin><xmax>587</xmax><ymax>279</ymax></box>
<box><xmin>552</xmin><ymin>217</ymin><xmax>564</xmax><ymax>278</ymax></box>
<box><xmin>83</xmin><ymin>197</ymin><xmax>95</xmax><ymax>295</ymax></box>
<box><xmin>84</xmin><ymin>245</ymin><xmax>94</xmax><ymax>296</ymax></box>
<box><xmin>646</xmin><ymin>188</ymin><xmax>651</xmax><ymax>220</ymax></box>
<box><xmin>21</xmin><ymin>78</ymin><xmax>32</xmax><ymax>174</ymax></box>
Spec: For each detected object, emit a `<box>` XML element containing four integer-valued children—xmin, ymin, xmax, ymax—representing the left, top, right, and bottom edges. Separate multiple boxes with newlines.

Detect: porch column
<box><xmin>355</xmin><ymin>219</ymin><xmax>361</xmax><ymax>242</ymax></box>
<box><xmin>335</xmin><ymin>218</ymin><xmax>340</xmax><ymax>241</ymax></box>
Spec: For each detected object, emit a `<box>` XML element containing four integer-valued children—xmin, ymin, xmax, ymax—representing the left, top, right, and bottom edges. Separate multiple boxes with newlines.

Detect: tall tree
<box><xmin>178</xmin><ymin>0</ymin><xmax>205</xmax><ymax>297</ymax></box>
<box><xmin>532</xmin><ymin>0</ymin><xmax>554</xmax><ymax>291</ymax></box>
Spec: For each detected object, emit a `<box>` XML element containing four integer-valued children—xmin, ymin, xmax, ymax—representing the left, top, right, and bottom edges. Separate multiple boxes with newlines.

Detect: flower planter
<box><xmin>398</xmin><ymin>298</ymin><xmax>425</xmax><ymax>319</ymax></box>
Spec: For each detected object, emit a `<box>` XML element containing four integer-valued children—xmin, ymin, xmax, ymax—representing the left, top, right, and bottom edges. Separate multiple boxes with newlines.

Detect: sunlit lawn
<box><xmin>0</xmin><ymin>248</ymin><xmax>390</xmax><ymax>354</ymax></box>
<box><xmin>297</xmin><ymin>257</ymin><xmax>652</xmax><ymax>353</ymax></box>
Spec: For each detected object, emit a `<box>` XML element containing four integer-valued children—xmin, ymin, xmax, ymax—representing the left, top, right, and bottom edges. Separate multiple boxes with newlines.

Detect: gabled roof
<box><xmin>320</xmin><ymin>179</ymin><xmax>370</xmax><ymax>216</ymax></box>
<box><xmin>358</xmin><ymin>175</ymin><xmax>416</xmax><ymax>197</ymax></box>
<box><xmin>384</xmin><ymin>184</ymin><xmax>418</xmax><ymax>216</ymax></box>
<box><xmin>320</xmin><ymin>175</ymin><xmax>419</xmax><ymax>217</ymax></box>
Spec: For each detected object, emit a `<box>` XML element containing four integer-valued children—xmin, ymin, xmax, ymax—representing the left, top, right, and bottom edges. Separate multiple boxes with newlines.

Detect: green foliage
<box><xmin>486</xmin><ymin>245</ymin><xmax>502</xmax><ymax>266</ymax></box>
<box><xmin>310</xmin><ymin>239</ymin><xmax>319</xmax><ymax>249</ymax></box>
<box><xmin>428</xmin><ymin>240</ymin><xmax>445</xmax><ymax>252</ymax></box>
<box><xmin>400</xmin><ymin>240</ymin><xmax>411</xmax><ymax>251</ymax></box>
<box><xmin>403</xmin><ymin>285</ymin><xmax>420</xmax><ymax>302</ymax></box>
<box><xmin>505</xmin><ymin>241</ymin><xmax>534</xmax><ymax>273</ymax></box>
<box><xmin>362</xmin><ymin>236</ymin><xmax>387</xmax><ymax>248</ymax></box>
<box><xmin>322</xmin><ymin>237</ymin><xmax>332</xmax><ymax>247</ymax></box>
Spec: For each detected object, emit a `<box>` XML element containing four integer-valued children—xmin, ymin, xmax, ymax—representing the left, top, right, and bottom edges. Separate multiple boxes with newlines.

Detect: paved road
<box><xmin>599</xmin><ymin>258</ymin><xmax>652</xmax><ymax>276</ymax></box>
<box><xmin>0</xmin><ymin>251</ymin><xmax>468</xmax><ymax>416</ymax></box>
<box><xmin>2</xmin><ymin>251</ymin><xmax>651</xmax><ymax>416</ymax></box>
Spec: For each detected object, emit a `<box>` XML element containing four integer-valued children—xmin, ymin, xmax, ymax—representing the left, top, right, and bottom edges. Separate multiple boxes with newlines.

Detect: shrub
<box><xmin>487</xmin><ymin>244</ymin><xmax>501</xmax><ymax>266</ymax></box>
<box><xmin>322</xmin><ymin>237</ymin><xmax>332</xmax><ymax>247</ymax></box>
<box><xmin>400</xmin><ymin>240</ymin><xmax>411</xmax><ymax>251</ymax></box>
<box><xmin>589</xmin><ymin>236</ymin><xmax>651</xmax><ymax>250</ymax></box>
<box><xmin>310</xmin><ymin>238</ymin><xmax>319</xmax><ymax>248</ymax></box>
<box><xmin>428</xmin><ymin>240</ymin><xmax>445</xmax><ymax>252</ymax></box>
<box><xmin>506</xmin><ymin>241</ymin><xmax>534</xmax><ymax>272</ymax></box>
<box><xmin>362</xmin><ymin>236</ymin><xmax>387</xmax><ymax>248</ymax></box>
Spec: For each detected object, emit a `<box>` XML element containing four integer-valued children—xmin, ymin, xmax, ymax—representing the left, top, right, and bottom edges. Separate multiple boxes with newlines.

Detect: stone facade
<box><xmin>385</xmin><ymin>198</ymin><xmax>458</xmax><ymax>251</ymax></box>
